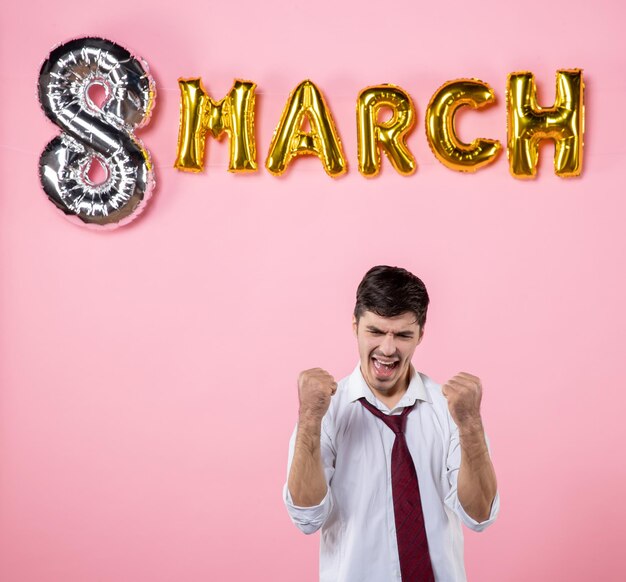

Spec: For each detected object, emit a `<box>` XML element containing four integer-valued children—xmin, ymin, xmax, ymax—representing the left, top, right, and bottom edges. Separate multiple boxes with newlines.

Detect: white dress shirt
<box><xmin>284</xmin><ymin>364</ymin><xmax>499</xmax><ymax>582</ymax></box>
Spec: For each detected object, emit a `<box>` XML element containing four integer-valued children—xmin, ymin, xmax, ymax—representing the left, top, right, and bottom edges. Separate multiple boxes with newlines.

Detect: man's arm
<box><xmin>287</xmin><ymin>368</ymin><xmax>337</xmax><ymax>507</ymax></box>
<box><xmin>443</xmin><ymin>372</ymin><xmax>497</xmax><ymax>523</ymax></box>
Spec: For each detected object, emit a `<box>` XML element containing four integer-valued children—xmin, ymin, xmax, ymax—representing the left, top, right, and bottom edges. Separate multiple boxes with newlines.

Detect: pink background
<box><xmin>1</xmin><ymin>1</ymin><xmax>625</xmax><ymax>580</ymax></box>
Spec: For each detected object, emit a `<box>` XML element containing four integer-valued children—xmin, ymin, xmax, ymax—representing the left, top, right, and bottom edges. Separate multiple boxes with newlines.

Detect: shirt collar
<box><xmin>346</xmin><ymin>362</ymin><xmax>432</xmax><ymax>411</ymax></box>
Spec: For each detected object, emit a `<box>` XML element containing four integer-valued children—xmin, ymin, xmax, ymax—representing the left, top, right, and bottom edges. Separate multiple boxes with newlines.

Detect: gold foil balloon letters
<box><xmin>507</xmin><ymin>69</ymin><xmax>584</xmax><ymax>178</ymax></box>
<box><xmin>265</xmin><ymin>80</ymin><xmax>347</xmax><ymax>177</ymax></box>
<box><xmin>357</xmin><ymin>85</ymin><xmax>417</xmax><ymax>177</ymax></box>
<box><xmin>175</xmin><ymin>79</ymin><xmax>257</xmax><ymax>172</ymax></box>
<box><xmin>426</xmin><ymin>79</ymin><xmax>501</xmax><ymax>172</ymax></box>
<box><xmin>173</xmin><ymin>72</ymin><xmax>584</xmax><ymax>180</ymax></box>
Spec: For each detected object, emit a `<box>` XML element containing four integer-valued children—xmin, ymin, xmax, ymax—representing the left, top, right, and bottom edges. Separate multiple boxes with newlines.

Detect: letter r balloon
<box><xmin>357</xmin><ymin>85</ymin><xmax>417</xmax><ymax>177</ymax></box>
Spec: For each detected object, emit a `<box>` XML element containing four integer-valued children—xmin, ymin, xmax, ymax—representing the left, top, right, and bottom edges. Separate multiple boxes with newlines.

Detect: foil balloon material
<box><xmin>357</xmin><ymin>85</ymin><xmax>416</xmax><ymax>177</ymax></box>
<box><xmin>507</xmin><ymin>69</ymin><xmax>584</xmax><ymax>178</ymax></box>
<box><xmin>265</xmin><ymin>80</ymin><xmax>347</xmax><ymax>177</ymax></box>
<box><xmin>175</xmin><ymin>79</ymin><xmax>257</xmax><ymax>172</ymax></box>
<box><xmin>425</xmin><ymin>79</ymin><xmax>501</xmax><ymax>172</ymax></box>
<box><xmin>38</xmin><ymin>37</ymin><xmax>156</xmax><ymax>228</ymax></box>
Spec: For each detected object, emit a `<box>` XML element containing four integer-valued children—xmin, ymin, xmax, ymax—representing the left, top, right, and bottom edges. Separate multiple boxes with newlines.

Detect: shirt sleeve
<box><xmin>283</xmin><ymin>484</ymin><xmax>333</xmax><ymax>535</ymax></box>
<box><xmin>283</xmin><ymin>418</ymin><xmax>336</xmax><ymax>535</ymax></box>
<box><xmin>443</xmin><ymin>419</ymin><xmax>500</xmax><ymax>532</ymax></box>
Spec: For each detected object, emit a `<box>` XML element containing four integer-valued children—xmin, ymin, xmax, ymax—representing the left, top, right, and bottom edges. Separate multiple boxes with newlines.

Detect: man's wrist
<box><xmin>457</xmin><ymin>416</ymin><xmax>484</xmax><ymax>438</ymax></box>
<box><xmin>458</xmin><ymin>418</ymin><xmax>492</xmax><ymax>464</ymax></box>
<box><xmin>298</xmin><ymin>409</ymin><xmax>325</xmax><ymax>429</ymax></box>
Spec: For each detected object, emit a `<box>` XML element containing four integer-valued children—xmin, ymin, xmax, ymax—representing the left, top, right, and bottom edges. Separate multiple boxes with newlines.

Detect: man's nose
<box><xmin>380</xmin><ymin>333</ymin><xmax>396</xmax><ymax>356</ymax></box>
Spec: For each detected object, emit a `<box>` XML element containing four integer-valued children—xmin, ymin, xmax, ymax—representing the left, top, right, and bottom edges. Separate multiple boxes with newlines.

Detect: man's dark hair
<box><xmin>354</xmin><ymin>265</ymin><xmax>429</xmax><ymax>328</ymax></box>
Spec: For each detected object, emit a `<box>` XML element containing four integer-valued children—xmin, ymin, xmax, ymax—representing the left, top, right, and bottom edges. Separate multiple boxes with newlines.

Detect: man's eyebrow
<box><xmin>365</xmin><ymin>325</ymin><xmax>415</xmax><ymax>336</ymax></box>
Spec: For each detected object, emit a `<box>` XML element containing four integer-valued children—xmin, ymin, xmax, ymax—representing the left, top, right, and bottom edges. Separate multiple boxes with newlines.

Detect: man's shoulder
<box><xmin>322</xmin><ymin>368</ymin><xmax>362</xmax><ymax>420</ymax></box>
<box><xmin>332</xmin><ymin>371</ymin><xmax>358</xmax><ymax>404</ymax></box>
<box><xmin>417</xmin><ymin>371</ymin><xmax>443</xmax><ymax>398</ymax></box>
<box><xmin>414</xmin><ymin>371</ymin><xmax>454</xmax><ymax>415</ymax></box>
<box><xmin>414</xmin><ymin>372</ymin><xmax>458</xmax><ymax>436</ymax></box>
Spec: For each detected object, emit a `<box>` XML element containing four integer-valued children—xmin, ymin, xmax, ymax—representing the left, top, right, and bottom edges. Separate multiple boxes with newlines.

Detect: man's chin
<box><xmin>367</xmin><ymin>375</ymin><xmax>398</xmax><ymax>394</ymax></box>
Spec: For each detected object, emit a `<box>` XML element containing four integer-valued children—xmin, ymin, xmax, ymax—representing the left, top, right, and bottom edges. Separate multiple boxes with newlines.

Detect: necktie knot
<box><xmin>358</xmin><ymin>397</ymin><xmax>410</xmax><ymax>434</ymax></box>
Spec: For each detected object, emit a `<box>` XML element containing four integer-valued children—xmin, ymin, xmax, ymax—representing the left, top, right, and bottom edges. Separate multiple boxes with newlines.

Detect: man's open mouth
<box><xmin>371</xmin><ymin>357</ymin><xmax>399</xmax><ymax>378</ymax></box>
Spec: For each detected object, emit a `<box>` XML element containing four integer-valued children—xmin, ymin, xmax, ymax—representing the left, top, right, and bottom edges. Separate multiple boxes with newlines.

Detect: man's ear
<box><xmin>417</xmin><ymin>326</ymin><xmax>425</xmax><ymax>344</ymax></box>
<box><xmin>352</xmin><ymin>315</ymin><xmax>358</xmax><ymax>337</ymax></box>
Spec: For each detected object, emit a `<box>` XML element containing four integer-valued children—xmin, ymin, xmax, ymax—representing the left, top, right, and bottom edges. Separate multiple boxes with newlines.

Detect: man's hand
<box><xmin>442</xmin><ymin>372</ymin><xmax>483</xmax><ymax>430</ymax></box>
<box><xmin>298</xmin><ymin>368</ymin><xmax>337</xmax><ymax>423</ymax></box>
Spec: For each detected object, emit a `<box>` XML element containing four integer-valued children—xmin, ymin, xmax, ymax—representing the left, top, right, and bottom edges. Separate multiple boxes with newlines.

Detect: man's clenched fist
<box><xmin>442</xmin><ymin>372</ymin><xmax>483</xmax><ymax>429</ymax></box>
<box><xmin>298</xmin><ymin>368</ymin><xmax>337</xmax><ymax>422</ymax></box>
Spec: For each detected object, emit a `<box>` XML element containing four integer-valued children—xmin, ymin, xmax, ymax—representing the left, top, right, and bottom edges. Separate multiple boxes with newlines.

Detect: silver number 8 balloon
<box><xmin>38</xmin><ymin>37</ymin><xmax>156</xmax><ymax>229</ymax></box>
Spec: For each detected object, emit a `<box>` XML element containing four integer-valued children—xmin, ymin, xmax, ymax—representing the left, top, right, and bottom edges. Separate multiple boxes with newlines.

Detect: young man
<box><xmin>284</xmin><ymin>265</ymin><xmax>499</xmax><ymax>582</ymax></box>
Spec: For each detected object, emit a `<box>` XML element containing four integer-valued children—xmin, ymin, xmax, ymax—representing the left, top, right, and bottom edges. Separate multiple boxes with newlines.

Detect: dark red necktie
<box><xmin>359</xmin><ymin>397</ymin><xmax>435</xmax><ymax>582</ymax></box>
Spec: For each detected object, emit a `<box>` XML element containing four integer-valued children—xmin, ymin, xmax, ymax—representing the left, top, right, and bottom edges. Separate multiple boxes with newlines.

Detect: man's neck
<box><xmin>367</xmin><ymin>367</ymin><xmax>413</xmax><ymax>410</ymax></box>
<box><xmin>372</xmin><ymin>388</ymin><xmax>407</xmax><ymax>411</ymax></box>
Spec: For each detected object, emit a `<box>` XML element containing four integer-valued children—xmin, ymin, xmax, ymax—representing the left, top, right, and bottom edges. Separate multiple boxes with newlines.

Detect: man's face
<box><xmin>353</xmin><ymin>310</ymin><xmax>423</xmax><ymax>400</ymax></box>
